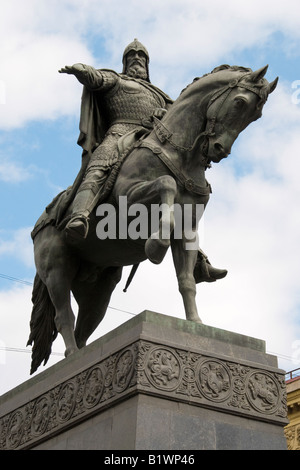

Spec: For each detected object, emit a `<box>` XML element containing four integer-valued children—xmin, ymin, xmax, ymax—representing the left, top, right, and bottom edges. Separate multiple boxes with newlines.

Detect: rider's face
<box><xmin>125</xmin><ymin>50</ymin><xmax>148</xmax><ymax>79</ymax></box>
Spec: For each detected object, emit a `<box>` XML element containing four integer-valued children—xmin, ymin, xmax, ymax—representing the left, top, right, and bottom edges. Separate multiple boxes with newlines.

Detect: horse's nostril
<box><xmin>214</xmin><ymin>142</ymin><xmax>225</xmax><ymax>154</ymax></box>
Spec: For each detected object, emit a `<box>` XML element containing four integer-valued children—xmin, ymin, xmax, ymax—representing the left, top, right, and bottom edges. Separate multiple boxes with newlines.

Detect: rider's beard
<box><xmin>126</xmin><ymin>64</ymin><xmax>148</xmax><ymax>80</ymax></box>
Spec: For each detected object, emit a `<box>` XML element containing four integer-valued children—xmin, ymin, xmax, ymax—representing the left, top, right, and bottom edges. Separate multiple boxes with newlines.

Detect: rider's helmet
<box><xmin>122</xmin><ymin>38</ymin><xmax>150</xmax><ymax>82</ymax></box>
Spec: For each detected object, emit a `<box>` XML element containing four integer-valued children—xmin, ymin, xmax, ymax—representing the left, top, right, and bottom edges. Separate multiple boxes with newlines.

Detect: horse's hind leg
<box><xmin>46</xmin><ymin>270</ymin><xmax>79</xmax><ymax>356</ymax></box>
<box><xmin>73</xmin><ymin>266</ymin><xmax>123</xmax><ymax>348</ymax></box>
<box><xmin>35</xmin><ymin>228</ymin><xmax>79</xmax><ymax>357</ymax></box>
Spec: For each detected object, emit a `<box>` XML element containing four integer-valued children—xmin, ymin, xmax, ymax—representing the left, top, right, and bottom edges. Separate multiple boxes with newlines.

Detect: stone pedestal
<box><xmin>0</xmin><ymin>311</ymin><xmax>288</xmax><ymax>450</ymax></box>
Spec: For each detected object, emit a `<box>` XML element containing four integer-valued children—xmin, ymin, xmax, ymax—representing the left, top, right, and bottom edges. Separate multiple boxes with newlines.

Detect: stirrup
<box><xmin>65</xmin><ymin>215</ymin><xmax>89</xmax><ymax>240</ymax></box>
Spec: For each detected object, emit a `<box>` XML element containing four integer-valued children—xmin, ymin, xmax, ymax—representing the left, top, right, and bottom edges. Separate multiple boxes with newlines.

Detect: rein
<box><xmin>138</xmin><ymin>136</ymin><xmax>212</xmax><ymax>196</ymax></box>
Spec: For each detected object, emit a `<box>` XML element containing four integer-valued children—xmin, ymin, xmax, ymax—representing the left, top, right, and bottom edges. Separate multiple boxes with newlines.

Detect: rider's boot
<box><xmin>193</xmin><ymin>249</ymin><xmax>227</xmax><ymax>283</ymax></box>
<box><xmin>64</xmin><ymin>189</ymin><xmax>94</xmax><ymax>240</ymax></box>
<box><xmin>65</xmin><ymin>169</ymin><xmax>107</xmax><ymax>240</ymax></box>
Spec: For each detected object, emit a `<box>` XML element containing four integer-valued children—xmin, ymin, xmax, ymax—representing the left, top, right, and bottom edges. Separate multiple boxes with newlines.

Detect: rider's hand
<box><xmin>58</xmin><ymin>63</ymin><xmax>103</xmax><ymax>89</ymax></box>
<box><xmin>153</xmin><ymin>108</ymin><xmax>168</xmax><ymax>120</ymax></box>
<box><xmin>58</xmin><ymin>63</ymin><xmax>85</xmax><ymax>75</ymax></box>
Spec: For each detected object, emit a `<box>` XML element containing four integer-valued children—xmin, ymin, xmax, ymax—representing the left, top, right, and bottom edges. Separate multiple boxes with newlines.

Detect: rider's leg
<box><xmin>65</xmin><ymin>167</ymin><xmax>107</xmax><ymax>239</ymax></box>
<box><xmin>65</xmin><ymin>130</ymin><xmax>122</xmax><ymax>239</ymax></box>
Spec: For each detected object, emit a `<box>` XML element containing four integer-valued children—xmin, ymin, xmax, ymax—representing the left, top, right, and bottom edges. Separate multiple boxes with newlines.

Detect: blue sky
<box><xmin>1</xmin><ymin>0</ymin><xmax>300</xmax><ymax>395</ymax></box>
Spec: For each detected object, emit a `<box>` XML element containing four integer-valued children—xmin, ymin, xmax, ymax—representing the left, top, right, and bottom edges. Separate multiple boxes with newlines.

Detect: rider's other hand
<box><xmin>153</xmin><ymin>108</ymin><xmax>167</xmax><ymax>120</ymax></box>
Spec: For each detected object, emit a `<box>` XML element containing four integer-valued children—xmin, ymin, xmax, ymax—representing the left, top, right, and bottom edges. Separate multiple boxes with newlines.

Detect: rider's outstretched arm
<box><xmin>58</xmin><ymin>63</ymin><xmax>107</xmax><ymax>90</ymax></box>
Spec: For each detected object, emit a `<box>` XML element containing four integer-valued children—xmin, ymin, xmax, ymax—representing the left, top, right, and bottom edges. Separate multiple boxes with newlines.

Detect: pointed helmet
<box><xmin>122</xmin><ymin>38</ymin><xmax>150</xmax><ymax>81</ymax></box>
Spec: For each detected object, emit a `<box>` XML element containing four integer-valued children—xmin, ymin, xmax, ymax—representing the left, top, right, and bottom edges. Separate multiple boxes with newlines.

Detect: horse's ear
<box><xmin>250</xmin><ymin>65</ymin><xmax>269</xmax><ymax>82</ymax></box>
<box><xmin>268</xmin><ymin>77</ymin><xmax>279</xmax><ymax>94</ymax></box>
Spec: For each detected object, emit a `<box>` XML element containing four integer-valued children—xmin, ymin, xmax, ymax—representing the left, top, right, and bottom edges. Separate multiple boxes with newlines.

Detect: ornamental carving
<box><xmin>31</xmin><ymin>396</ymin><xmax>51</xmax><ymax>436</ymax></box>
<box><xmin>246</xmin><ymin>371</ymin><xmax>279</xmax><ymax>414</ymax></box>
<box><xmin>113</xmin><ymin>348</ymin><xmax>135</xmax><ymax>392</ymax></box>
<box><xmin>198</xmin><ymin>360</ymin><xmax>231</xmax><ymax>402</ymax></box>
<box><xmin>145</xmin><ymin>347</ymin><xmax>181</xmax><ymax>391</ymax></box>
<box><xmin>285</xmin><ymin>424</ymin><xmax>300</xmax><ymax>450</ymax></box>
<box><xmin>83</xmin><ymin>366</ymin><xmax>104</xmax><ymax>409</ymax></box>
<box><xmin>6</xmin><ymin>410</ymin><xmax>24</xmax><ymax>449</ymax></box>
<box><xmin>0</xmin><ymin>339</ymin><xmax>287</xmax><ymax>450</ymax></box>
<box><xmin>57</xmin><ymin>381</ymin><xmax>77</xmax><ymax>423</ymax></box>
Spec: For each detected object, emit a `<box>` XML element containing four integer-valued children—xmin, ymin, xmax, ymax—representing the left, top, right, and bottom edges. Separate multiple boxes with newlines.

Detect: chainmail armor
<box><xmin>88</xmin><ymin>72</ymin><xmax>166</xmax><ymax>170</ymax></box>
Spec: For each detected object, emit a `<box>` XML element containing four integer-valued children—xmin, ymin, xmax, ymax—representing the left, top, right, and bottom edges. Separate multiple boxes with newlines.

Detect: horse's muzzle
<box><xmin>209</xmin><ymin>142</ymin><xmax>230</xmax><ymax>162</ymax></box>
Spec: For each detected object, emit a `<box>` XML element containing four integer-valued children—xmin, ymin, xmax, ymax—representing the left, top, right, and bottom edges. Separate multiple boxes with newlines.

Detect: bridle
<box><xmin>139</xmin><ymin>73</ymin><xmax>269</xmax><ymax>196</ymax></box>
<box><xmin>153</xmin><ymin>72</ymin><xmax>268</xmax><ymax>155</ymax></box>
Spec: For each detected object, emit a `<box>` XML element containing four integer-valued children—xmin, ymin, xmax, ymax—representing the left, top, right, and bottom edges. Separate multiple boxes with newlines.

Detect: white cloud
<box><xmin>0</xmin><ymin>227</ymin><xmax>34</xmax><ymax>268</ymax></box>
<box><xmin>0</xmin><ymin>34</ymin><xmax>93</xmax><ymax>129</ymax></box>
<box><xmin>0</xmin><ymin>160</ymin><xmax>32</xmax><ymax>183</ymax></box>
<box><xmin>0</xmin><ymin>0</ymin><xmax>300</xmax><ymax>128</ymax></box>
<box><xmin>0</xmin><ymin>0</ymin><xmax>96</xmax><ymax>129</ymax></box>
<box><xmin>0</xmin><ymin>284</ymin><xmax>66</xmax><ymax>395</ymax></box>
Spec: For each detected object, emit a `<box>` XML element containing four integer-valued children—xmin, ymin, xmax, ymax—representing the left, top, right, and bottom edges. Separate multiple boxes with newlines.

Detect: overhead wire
<box><xmin>0</xmin><ymin>273</ymin><xmax>33</xmax><ymax>286</ymax></box>
<box><xmin>0</xmin><ymin>272</ymin><xmax>137</xmax><ymax>316</ymax></box>
<box><xmin>0</xmin><ymin>346</ymin><xmax>64</xmax><ymax>357</ymax></box>
<box><xmin>0</xmin><ymin>271</ymin><xmax>137</xmax><ymax>358</ymax></box>
<box><xmin>0</xmin><ymin>272</ymin><xmax>298</xmax><ymax>366</ymax></box>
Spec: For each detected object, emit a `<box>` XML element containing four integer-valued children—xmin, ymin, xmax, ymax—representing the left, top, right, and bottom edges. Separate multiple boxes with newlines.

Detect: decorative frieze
<box><xmin>0</xmin><ymin>339</ymin><xmax>287</xmax><ymax>450</ymax></box>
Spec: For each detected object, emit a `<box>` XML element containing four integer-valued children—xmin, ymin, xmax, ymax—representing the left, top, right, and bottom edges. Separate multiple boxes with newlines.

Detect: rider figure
<box><xmin>59</xmin><ymin>39</ymin><xmax>227</xmax><ymax>283</ymax></box>
<box><xmin>60</xmin><ymin>38</ymin><xmax>172</xmax><ymax>240</ymax></box>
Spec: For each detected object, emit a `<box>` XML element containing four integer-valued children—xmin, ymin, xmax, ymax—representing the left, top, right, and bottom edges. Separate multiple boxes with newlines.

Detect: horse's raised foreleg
<box><xmin>171</xmin><ymin>233</ymin><xmax>202</xmax><ymax>323</ymax></box>
<box><xmin>126</xmin><ymin>175</ymin><xmax>177</xmax><ymax>264</ymax></box>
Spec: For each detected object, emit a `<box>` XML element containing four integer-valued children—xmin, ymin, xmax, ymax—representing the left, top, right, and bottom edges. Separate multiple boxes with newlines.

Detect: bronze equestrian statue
<box><xmin>54</xmin><ymin>39</ymin><xmax>224</xmax><ymax>283</ymax></box>
<box><xmin>27</xmin><ymin>40</ymin><xmax>278</xmax><ymax>374</ymax></box>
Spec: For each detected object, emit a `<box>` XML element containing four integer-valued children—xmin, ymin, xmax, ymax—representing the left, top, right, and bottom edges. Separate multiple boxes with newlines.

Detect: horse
<box><xmin>27</xmin><ymin>65</ymin><xmax>278</xmax><ymax>374</ymax></box>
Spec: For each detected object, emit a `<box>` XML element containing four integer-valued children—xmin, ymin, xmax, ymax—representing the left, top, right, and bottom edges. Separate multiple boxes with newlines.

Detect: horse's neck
<box><xmin>161</xmin><ymin>79</ymin><xmax>214</xmax><ymax>151</ymax></box>
<box><xmin>149</xmin><ymin>78</ymin><xmax>216</xmax><ymax>183</ymax></box>
<box><xmin>146</xmin><ymin>124</ymin><xmax>207</xmax><ymax>190</ymax></box>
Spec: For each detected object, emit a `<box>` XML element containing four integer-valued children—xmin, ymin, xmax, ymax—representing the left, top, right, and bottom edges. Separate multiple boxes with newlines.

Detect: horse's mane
<box><xmin>206</xmin><ymin>64</ymin><xmax>253</xmax><ymax>76</ymax></box>
<box><xmin>180</xmin><ymin>64</ymin><xmax>269</xmax><ymax>103</ymax></box>
<box><xmin>180</xmin><ymin>65</ymin><xmax>252</xmax><ymax>94</ymax></box>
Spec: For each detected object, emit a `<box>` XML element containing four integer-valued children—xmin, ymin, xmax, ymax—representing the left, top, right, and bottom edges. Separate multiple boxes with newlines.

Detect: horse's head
<box><xmin>203</xmin><ymin>65</ymin><xmax>278</xmax><ymax>163</ymax></box>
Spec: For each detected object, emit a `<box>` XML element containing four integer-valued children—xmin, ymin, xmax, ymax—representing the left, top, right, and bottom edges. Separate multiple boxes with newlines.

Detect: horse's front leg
<box><xmin>145</xmin><ymin>175</ymin><xmax>177</xmax><ymax>264</ymax></box>
<box><xmin>171</xmin><ymin>232</ymin><xmax>202</xmax><ymax>323</ymax></box>
<box><xmin>125</xmin><ymin>175</ymin><xmax>177</xmax><ymax>264</ymax></box>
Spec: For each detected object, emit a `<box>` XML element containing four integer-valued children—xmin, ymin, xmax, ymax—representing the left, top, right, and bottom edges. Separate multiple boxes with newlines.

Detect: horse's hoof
<box><xmin>187</xmin><ymin>316</ymin><xmax>202</xmax><ymax>324</ymax></box>
<box><xmin>145</xmin><ymin>238</ymin><xmax>170</xmax><ymax>264</ymax></box>
<box><xmin>64</xmin><ymin>346</ymin><xmax>78</xmax><ymax>357</ymax></box>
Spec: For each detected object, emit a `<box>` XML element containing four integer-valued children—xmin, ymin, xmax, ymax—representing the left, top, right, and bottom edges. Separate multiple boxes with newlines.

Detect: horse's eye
<box><xmin>234</xmin><ymin>97</ymin><xmax>247</xmax><ymax>107</ymax></box>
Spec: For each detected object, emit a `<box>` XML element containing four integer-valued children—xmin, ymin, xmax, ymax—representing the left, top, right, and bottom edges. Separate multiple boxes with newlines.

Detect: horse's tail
<box><xmin>27</xmin><ymin>273</ymin><xmax>58</xmax><ymax>375</ymax></box>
